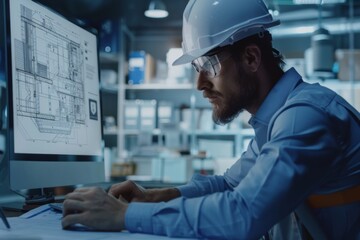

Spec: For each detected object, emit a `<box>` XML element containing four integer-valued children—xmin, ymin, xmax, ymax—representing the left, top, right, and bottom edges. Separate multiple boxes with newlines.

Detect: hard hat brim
<box><xmin>172</xmin><ymin>46</ymin><xmax>213</xmax><ymax>66</ymax></box>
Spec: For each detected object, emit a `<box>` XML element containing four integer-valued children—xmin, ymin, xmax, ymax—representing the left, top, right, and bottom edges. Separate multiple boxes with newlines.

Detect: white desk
<box><xmin>0</xmin><ymin>204</ymin><xmax>196</xmax><ymax>240</ymax></box>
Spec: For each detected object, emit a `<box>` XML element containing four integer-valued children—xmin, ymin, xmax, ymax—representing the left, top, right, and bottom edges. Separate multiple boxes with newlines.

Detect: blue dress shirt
<box><xmin>125</xmin><ymin>68</ymin><xmax>360</xmax><ymax>239</ymax></box>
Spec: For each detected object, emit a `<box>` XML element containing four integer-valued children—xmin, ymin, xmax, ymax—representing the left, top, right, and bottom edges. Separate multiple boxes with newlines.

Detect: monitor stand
<box><xmin>1</xmin><ymin>186</ymin><xmax>74</xmax><ymax>212</ymax></box>
<box><xmin>0</xmin><ymin>188</ymin><xmax>56</xmax><ymax>212</ymax></box>
<box><xmin>23</xmin><ymin>189</ymin><xmax>55</xmax><ymax>211</ymax></box>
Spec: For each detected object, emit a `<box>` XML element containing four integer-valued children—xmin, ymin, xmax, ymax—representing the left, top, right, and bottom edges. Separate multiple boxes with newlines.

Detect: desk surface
<box><xmin>1</xmin><ymin>218</ymin><xmax>178</xmax><ymax>240</ymax></box>
<box><xmin>0</xmin><ymin>181</ymin><xmax>189</xmax><ymax>239</ymax></box>
<box><xmin>1</xmin><ymin>219</ymin><xmax>182</xmax><ymax>240</ymax></box>
<box><xmin>0</xmin><ymin>204</ymin><xmax>196</xmax><ymax>240</ymax></box>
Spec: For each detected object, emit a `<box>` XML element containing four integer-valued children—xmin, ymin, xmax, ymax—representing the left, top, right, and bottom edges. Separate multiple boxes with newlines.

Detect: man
<box><xmin>62</xmin><ymin>0</ymin><xmax>360</xmax><ymax>239</ymax></box>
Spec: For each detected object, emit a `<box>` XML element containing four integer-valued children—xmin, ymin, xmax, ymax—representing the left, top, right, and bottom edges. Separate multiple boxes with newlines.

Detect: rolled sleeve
<box><xmin>125</xmin><ymin>198</ymin><xmax>199</xmax><ymax>238</ymax></box>
<box><xmin>177</xmin><ymin>174</ymin><xmax>230</xmax><ymax>198</ymax></box>
<box><xmin>125</xmin><ymin>202</ymin><xmax>155</xmax><ymax>233</ymax></box>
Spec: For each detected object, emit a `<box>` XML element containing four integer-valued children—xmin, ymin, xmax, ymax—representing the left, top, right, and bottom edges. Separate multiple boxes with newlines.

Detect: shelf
<box><xmin>101</xmin><ymin>84</ymin><xmax>118</xmax><ymax>93</ymax></box>
<box><xmin>124</xmin><ymin>129</ymin><xmax>162</xmax><ymax>135</ymax></box>
<box><xmin>103</xmin><ymin>128</ymin><xmax>118</xmax><ymax>135</ymax></box>
<box><xmin>194</xmin><ymin>129</ymin><xmax>255</xmax><ymax>136</ymax></box>
<box><xmin>126</xmin><ymin>82</ymin><xmax>193</xmax><ymax>90</ymax></box>
<box><xmin>99</xmin><ymin>52</ymin><xmax>119</xmax><ymax>64</ymax></box>
<box><xmin>122</xmin><ymin>128</ymin><xmax>255</xmax><ymax>137</ymax></box>
<box><xmin>103</xmin><ymin>82</ymin><xmax>195</xmax><ymax>91</ymax></box>
<box><xmin>101</xmin><ymin>79</ymin><xmax>360</xmax><ymax>95</ymax></box>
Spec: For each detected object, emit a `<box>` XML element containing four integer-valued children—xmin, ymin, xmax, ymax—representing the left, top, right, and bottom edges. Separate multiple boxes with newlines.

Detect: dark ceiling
<box><xmin>35</xmin><ymin>0</ymin><xmax>360</xmax><ymax>34</ymax></box>
<box><xmin>35</xmin><ymin>0</ymin><xmax>187</xmax><ymax>32</ymax></box>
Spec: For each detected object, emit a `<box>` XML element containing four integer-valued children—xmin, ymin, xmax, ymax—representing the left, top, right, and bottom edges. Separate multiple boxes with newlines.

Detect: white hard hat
<box><xmin>173</xmin><ymin>0</ymin><xmax>280</xmax><ymax>66</ymax></box>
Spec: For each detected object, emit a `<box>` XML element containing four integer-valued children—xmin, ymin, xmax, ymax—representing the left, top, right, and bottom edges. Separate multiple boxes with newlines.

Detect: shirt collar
<box><xmin>249</xmin><ymin>67</ymin><xmax>303</xmax><ymax>126</ymax></box>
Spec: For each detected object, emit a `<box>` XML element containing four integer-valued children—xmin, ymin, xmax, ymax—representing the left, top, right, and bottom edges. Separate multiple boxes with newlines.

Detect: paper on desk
<box><xmin>20</xmin><ymin>203</ymin><xmax>60</xmax><ymax>220</ymax></box>
<box><xmin>0</xmin><ymin>204</ymin><xmax>188</xmax><ymax>240</ymax></box>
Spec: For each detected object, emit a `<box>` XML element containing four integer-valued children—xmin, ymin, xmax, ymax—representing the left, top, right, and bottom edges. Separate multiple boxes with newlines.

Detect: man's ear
<box><xmin>243</xmin><ymin>45</ymin><xmax>261</xmax><ymax>72</ymax></box>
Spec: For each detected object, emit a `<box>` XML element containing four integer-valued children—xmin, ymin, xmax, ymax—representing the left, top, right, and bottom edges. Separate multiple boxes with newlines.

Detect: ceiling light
<box><xmin>144</xmin><ymin>0</ymin><xmax>169</xmax><ymax>18</ymax></box>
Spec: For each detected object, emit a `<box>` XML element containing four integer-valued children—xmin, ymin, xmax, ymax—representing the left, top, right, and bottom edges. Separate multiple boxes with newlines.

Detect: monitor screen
<box><xmin>5</xmin><ymin>0</ymin><xmax>105</xmax><ymax>191</ymax></box>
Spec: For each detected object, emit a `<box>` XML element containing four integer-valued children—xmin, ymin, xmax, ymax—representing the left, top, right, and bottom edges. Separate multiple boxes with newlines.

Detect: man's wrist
<box><xmin>147</xmin><ymin>188</ymin><xmax>181</xmax><ymax>202</ymax></box>
<box><xmin>118</xmin><ymin>204</ymin><xmax>128</xmax><ymax>230</ymax></box>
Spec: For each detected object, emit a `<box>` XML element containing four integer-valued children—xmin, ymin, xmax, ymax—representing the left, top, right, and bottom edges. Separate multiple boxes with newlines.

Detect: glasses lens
<box><xmin>191</xmin><ymin>61</ymin><xmax>200</xmax><ymax>73</ymax></box>
<box><xmin>192</xmin><ymin>56</ymin><xmax>217</xmax><ymax>77</ymax></box>
<box><xmin>192</xmin><ymin>50</ymin><xmax>232</xmax><ymax>77</ymax></box>
<box><xmin>202</xmin><ymin>60</ymin><xmax>216</xmax><ymax>77</ymax></box>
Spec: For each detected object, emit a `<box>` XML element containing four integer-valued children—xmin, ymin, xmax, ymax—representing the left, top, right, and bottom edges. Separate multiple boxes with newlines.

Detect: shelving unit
<box><xmin>96</xmin><ymin>1</ymin><xmax>359</xmax><ymax>181</ymax></box>
<box><xmin>99</xmin><ymin>52</ymin><xmax>119</xmax><ymax>148</ymax></box>
<box><xmin>99</xmin><ymin>20</ymin><xmax>132</xmax><ymax>156</ymax></box>
<box><xmin>100</xmin><ymin>55</ymin><xmax>360</xmax><ymax>160</ymax></box>
<box><xmin>99</xmin><ymin>48</ymin><xmax>254</xmax><ymax>159</ymax></box>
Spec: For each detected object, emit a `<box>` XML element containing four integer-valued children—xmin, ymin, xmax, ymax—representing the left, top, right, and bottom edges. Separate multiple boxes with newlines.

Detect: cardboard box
<box><xmin>335</xmin><ymin>49</ymin><xmax>360</xmax><ymax>81</ymax></box>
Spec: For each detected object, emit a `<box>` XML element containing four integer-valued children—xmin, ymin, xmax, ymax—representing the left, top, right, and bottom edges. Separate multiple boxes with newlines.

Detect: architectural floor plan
<box><xmin>12</xmin><ymin>3</ymin><xmax>92</xmax><ymax>151</ymax></box>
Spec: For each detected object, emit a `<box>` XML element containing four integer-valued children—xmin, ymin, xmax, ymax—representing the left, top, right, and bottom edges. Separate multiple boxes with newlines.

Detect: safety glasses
<box><xmin>191</xmin><ymin>50</ymin><xmax>232</xmax><ymax>78</ymax></box>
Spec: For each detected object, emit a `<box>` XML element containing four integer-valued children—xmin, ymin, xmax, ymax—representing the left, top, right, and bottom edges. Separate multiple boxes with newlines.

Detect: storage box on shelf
<box><xmin>128</xmin><ymin>51</ymin><xmax>156</xmax><ymax>85</ymax></box>
<box><xmin>285</xmin><ymin>53</ymin><xmax>360</xmax><ymax>112</ymax></box>
<box><xmin>335</xmin><ymin>49</ymin><xmax>360</xmax><ymax>82</ymax></box>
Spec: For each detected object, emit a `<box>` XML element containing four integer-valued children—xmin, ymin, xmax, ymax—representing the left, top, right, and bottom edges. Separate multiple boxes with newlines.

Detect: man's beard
<box><xmin>212</xmin><ymin>72</ymin><xmax>258</xmax><ymax>125</ymax></box>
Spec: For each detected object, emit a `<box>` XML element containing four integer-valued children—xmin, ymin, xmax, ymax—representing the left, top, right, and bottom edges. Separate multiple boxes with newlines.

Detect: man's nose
<box><xmin>196</xmin><ymin>71</ymin><xmax>212</xmax><ymax>91</ymax></box>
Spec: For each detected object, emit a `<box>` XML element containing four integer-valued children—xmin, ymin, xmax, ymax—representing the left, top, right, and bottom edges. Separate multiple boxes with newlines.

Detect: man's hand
<box><xmin>62</xmin><ymin>187</ymin><xmax>127</xmax><ymax>231</ymax></box>
<box><xmin>109</xmin><ymin>180</ymin><xmax>181</xmax><ymax>203</ymax></box>
<box><xmin>108</xmin><ymin>180</ymin><xmax>148</xmax><ymax>202</ymax></box>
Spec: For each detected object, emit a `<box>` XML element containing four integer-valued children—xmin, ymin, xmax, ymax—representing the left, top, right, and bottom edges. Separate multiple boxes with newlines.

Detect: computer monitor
<box><xmin>3</xmin><ymin>0</ymin><xmax>105</xmax><ymax>193</ymax></box>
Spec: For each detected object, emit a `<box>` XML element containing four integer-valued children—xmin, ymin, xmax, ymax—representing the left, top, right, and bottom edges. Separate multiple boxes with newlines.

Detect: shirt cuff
<box><xmin>125</xmin><ymin>202</ymin><xmax>156</xmax><ymax>234</ymax></box>
<box><xmin>176</xmin><ymin>185</ymin><xmax>196</xmax><ymax>198</ymax></box>
<box><xmin>177</xmin><ymin>174</ymin><xmax>210</xmax><ymax>198</ymax></box>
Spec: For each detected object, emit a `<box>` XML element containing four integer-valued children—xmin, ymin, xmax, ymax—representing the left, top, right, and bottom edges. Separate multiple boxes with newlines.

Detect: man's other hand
<box><xmin>62</xmin><ymin>187</ymin><xmax>127</xmax><ymax>231</ymax></box>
